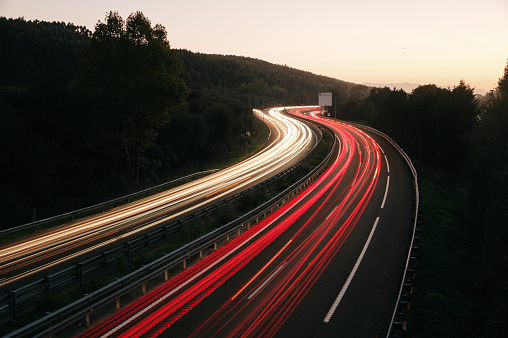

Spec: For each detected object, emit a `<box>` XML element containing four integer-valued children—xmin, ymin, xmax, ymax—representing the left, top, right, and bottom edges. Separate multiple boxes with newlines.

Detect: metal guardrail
<box><xmin>331</xmin><ymin>119</ymin><xmax>419</xmax><ymax>338</ymax></box>
<box><xmin>0</xmin><ymin>170</ymin><xmax>220</xmax><ymax>236</ymax></box>
<box><xmin>3</xmin><ymin>125</ymin><xmax>335</xmax><ymax>338</ymax></box>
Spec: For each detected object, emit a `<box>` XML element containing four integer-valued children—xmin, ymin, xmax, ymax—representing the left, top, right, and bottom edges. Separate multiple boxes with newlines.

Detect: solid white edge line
<box><xmin>101</xmin><ymin>203</ymin><xmax>297</xmax><ymax>337</ymax></box>
<box><xmin>101</xmin><ymin>177</ymin><xmax>320</xmax><ymax>337</ymax></box>
<box><xmin>248</xmin><ymin>262</ymin><xmax>287</xmax><ymax>300</ymax></box>
<box><xmin>323</xmin><ymin>217</ymin><xmax>380</xmax><ymax>323</ymax></box>
<box><xmin>384</xmin><ymin>154</ymin><xmax>390</xmax><ymax>173</ymax></box>
<box><xmin>381</xmin><ymin>176</ymin><xmax>390</xmax><ymax>209</ymax></box>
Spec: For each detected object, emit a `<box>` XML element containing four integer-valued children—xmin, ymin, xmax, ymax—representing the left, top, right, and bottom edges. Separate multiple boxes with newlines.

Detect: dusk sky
<box><xmin>2</xmin><ymin>0</ymin><xmax>507</xmax><ymax>92</ymax></box>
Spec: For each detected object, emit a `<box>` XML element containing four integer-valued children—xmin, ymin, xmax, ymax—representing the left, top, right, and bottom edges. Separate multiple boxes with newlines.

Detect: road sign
<box><xmin>319</xmin><ymin>92</ymin><xmax>332</xmax><ymax>107</ymax></box>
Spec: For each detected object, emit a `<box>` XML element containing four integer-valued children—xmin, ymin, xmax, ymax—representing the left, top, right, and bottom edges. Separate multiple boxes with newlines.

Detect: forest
<box><xmin>355</xmin><ymin>72</ymin><xmax>508</xmax><ymax>336</ymax></box>
<box><xmin>0</xmin><ymin>13</ymin><xmax>506</xmax><ymax>337</ymax></box>
<box><xmin>0</xmin><ymin>16</ymin><xmax>367</xmax><ymax>228</ymax></box>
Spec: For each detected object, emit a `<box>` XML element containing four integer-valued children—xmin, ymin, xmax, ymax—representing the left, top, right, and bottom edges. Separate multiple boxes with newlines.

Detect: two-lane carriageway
<box><xmin>0</xmin><ymin>108</ymin><xmax>318</xmax><ymax>293</ymax></box>
<box><xmin>78</xmin><ymin>107</ymin><xmax>413</xmax><ymax>337</ymax></box>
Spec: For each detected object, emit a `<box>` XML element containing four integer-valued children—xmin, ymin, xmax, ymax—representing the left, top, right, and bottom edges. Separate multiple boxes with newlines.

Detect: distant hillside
<box><xmin>0</xmin><ymin>17</ymin><xmax>91</xmax><ymax>87</ymax></box>
<box><xmin>363</xmin><ymin>82</ymin><xmax>420</xmax><ymax>93</ymax></box>
<box><xmin>0</xmin><ymin>16</ymin><xmax>370</xmax><ymax>227</ymax></box>
<box><xmin>0</xmin><ymin>17</ymin><xmax>368</xmax><ymax>106</ymax></box>
<box><xmin>176</xmin><ymin>50</ymin><xmax>370</xmax><ymax>106</ymax></box>
<box><xmin>364</xmin><ymin>81</ymin><xmax>488</xmax><ymax>95</ymax></box>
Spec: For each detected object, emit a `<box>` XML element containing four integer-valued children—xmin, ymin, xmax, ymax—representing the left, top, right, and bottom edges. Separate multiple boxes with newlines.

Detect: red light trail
<box><xmin>77</xmin><ymin>107</ymin><xmax>385</xmax><ymax>338</ymax></box>
<box><xmin>0</xmin><ymin>108</ymin><xmax>315</xmax><ymax>289</ymax></box>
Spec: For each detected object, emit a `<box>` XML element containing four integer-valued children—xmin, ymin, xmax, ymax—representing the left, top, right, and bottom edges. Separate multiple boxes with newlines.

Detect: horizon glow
<box><xmin>1</xmin><ymin>0</ymin><xmax>507</xmax><ymax>92</ymax></box>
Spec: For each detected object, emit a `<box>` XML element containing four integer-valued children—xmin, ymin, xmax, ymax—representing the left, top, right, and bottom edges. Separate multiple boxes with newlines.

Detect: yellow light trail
<box><xmin>231</xmin><ymin>239</ymin><xmax>293</xmax><ymax>301</ymax></box>
<box><xmin>205</xmin><ymin>176</ymin><xmax>252</xmax><ymax>198</ymax></box>
<box><xmin>0</xmin><ymin>108</ymin><xmax>317</xmax><ymax>288</ymax></box>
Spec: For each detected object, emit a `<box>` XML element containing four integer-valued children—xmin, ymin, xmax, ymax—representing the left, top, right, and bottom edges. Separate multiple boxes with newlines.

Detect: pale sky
<box><xmin>2</xmin><ymin>0</ymin><xmax>507</xmax><ymax>91</ymax></box>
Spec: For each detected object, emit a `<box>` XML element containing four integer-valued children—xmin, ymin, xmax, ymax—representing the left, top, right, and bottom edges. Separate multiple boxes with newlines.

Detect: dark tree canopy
<box><xmin>0</xmin><ymin>17</ymin><xmax>91</xmax><ymax>87</ymax></box>
<box><xmin>360</xmin><ymin>81</ymin><xmax>479</xmax><ymax>171</ymax></box>
<box><xmin>0</xmin><ymin>16</ymin><xmax>369</xmax><ymax>227</ymax></box>
<box><xmin>73</xmin><ymin>11</ymin><xmax>189</xmax><ymax>186</ymax></box>
<box><xmin>465</xmin><ymin>60</ymin><xmax>508</xmax><ymax>337</ymax></box>
<box><xmin>174</xmin><ymin>49</ymin><xmax>370</xmax><ymax>108</ymax></box>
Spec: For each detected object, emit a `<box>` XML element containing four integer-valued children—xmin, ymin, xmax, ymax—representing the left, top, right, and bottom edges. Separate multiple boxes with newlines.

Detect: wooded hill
<box><xmin>175</xmin><ymin>49</ymin><xmax>369</xmax><ymax>107</ymax></box>
<box><xmin>1</xmin><ymin>14</ymin><xmax>507</xmax><ymax>337</ymax></box>
<box><xmin>0</xmin><ymin>17</ymin><xmax>368</xmax><ymax>105</ymax></box>
<box><xmin>0</xmin><ymin>17</ymin><xmax>91</xmax><ymax>87</ymax></box>
<box><xmin>0</xmin><ymin>16</ymin><xmax>368</xmax><ymax>228</ymax></box>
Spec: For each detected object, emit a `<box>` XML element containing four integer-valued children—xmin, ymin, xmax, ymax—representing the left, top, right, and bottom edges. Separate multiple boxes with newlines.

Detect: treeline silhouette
<box><xmin>358</xmin><ymin>81</ymin><xmax>479</xmax><ymax>171</ymax></box>
<box><xmin>0</xmin><ymin>16</ymin><xmax>367</xmax><ymax>228</ymax></box>
<box><xmin>466</xmin><ymin>64</ymin><xmax>508</xmax><ymax>336</ymax></box>
<box><xmin>0</xmin><ymin>17</ymin><xmax>91</xmax><ymax>87</ymax></box>
<box><xmin>1</xmin><ymin>13</ymin><xmax>506</xmax><ymax>336</ymax></box>
<box><xmin>354</xmin><ymin>69</ymin><xmax>508</xmax><ymax>335</ymax></box>
<box><xmin>175</xmin><ymin>49</ymin><xmax>369</xmax><ymax>108</ymax></box>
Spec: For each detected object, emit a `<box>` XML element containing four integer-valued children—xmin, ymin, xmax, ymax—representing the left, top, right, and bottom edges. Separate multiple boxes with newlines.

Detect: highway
<box><xmin>77</xmin><ymin>107</ymin><xmax>413</xmax><ymax>337</ymax></box>
<box><xmin>0</xmin><ymin>108</ymin><xmax>318</xmax><ymax>292</ymax></box>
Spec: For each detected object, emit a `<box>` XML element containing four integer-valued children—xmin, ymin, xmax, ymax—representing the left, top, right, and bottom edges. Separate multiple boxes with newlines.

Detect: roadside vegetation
<box><xmin>0</xmin><ymin>123</ymin><xmax>333</xmax><ymax>336</ymax></box>
<box><xmin>1</xmin><ymin>11</ymin><xmax>506</xmax><ymax>337</ymax></box>
<box><xmin>355</xmin><ymin>64</ymin><xmax>508</xmax><ymax>336</ymax></box>
<box><xmin>406</xmin><ymin>165</ymin><xmax>479</xmax><ymax>336</ymax></box>
<box><xmin>0</xmin><ymin>15</ymin><xmax>367</xmax><ymax>230</ymax></box>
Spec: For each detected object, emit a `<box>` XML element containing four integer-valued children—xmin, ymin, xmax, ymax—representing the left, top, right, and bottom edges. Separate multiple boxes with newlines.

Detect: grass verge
<box><xmin>406</xmin><ymin>165</ymin><xmax>480</xmax><ymax>336</ymax></box>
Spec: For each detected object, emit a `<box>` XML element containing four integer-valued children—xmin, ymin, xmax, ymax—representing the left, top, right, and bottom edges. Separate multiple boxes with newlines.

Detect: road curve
<box><xmin>76</xmin><ymin>107</ymin><xmax>413</xmax><ymax>337</ymax></box>
<box><xmin>0</xmin><ymin>108</ymin><xmax>317</xmax><ymax>291</ymax></box>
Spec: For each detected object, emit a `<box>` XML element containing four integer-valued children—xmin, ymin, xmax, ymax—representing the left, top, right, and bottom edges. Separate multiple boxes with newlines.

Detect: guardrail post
<box><xmin>0</xmin><ymin>154</ymin><xmax>333</xmax><ymax>333</ymax></box>
<box><xmin>164</xmin><ymin>226</ymin><xmax>169</xmax><ymax>244</ymax></box>
<box><xmin>126</xmin><ymin>242</ymin><xmax>132</xmax><ymax>264</ymax></box>
<box><xmin>10</xmin><ymin>291</ymin><xmax>17</xmax><ymax>321</ymax></box>
<box><xmin>142</xmin><ymin>283</ymin><xmax>146</xmax><ymax>295</ymax></box>
<box><xmin>103</xmin><ymin>251</ymin><xmax>108</xmax><ymax>274</ymax></box>
<box><xmin>78</xmin><ymin>262</ymin><xmax>85</xmax><ymax>289</ymax></box>
<box><xmin>403</xmin><ymin>282</ymin><xmax>413</xmax><ymax>296</ymax></box>
<box><xmin>47</xmin><ymin>275</ymin><xmax>52</xmax><ymax>296</ymax></box>
<box><xmin>85</xmin><ymin>313</ymin><xmax>90</xmax><ymax>328</ymax></box>
<box><xmin>146</xmin><ymin>234</ymin><xmax>151</xmax><ymax>251</ymax></box>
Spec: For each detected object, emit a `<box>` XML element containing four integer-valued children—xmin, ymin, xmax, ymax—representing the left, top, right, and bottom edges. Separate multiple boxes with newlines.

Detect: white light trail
<box><xmin>0</xmin><ymin>108</ymin><xmax>316</xmax><ymax>288</ymax></box>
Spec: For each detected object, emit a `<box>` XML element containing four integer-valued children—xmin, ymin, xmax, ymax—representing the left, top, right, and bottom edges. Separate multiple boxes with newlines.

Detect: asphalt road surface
<box><xmin>77</xmin><ymin>107</ymin><xmax>413</xmax><ymax>337</ymax></box>
<box><xmin>0</xmin><ymin>108</ymin><xmax>318</xmax><ymax>293</ymax></box>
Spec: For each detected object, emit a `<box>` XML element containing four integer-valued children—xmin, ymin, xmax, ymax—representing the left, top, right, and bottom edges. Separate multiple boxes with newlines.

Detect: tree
<box><xmin>497</xmin><ymin>59</ymin><xmax>508</xmax><ymax>100</ymax></box>
<box><xmin>0</xmin><ymin>17</ymin><xmax>91</xmax><ymax>87</ymax></box>
<box><xmin>465</xmin><ymin>60</ymin><xmax>508</xmax><ymax>337</ymax></box>
<box><xmin>363</xmin><ymin>83</ymin><xmax>478</xmax><ymax>171</ymax></box>
<box><xmin>73</xmin><ymin>11</ymin><xmax>188</xmax><ymax>186</ymax></box>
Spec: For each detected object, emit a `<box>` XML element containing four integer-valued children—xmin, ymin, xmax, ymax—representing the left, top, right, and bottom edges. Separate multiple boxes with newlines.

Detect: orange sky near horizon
<box><xmin>2</xmin><ymin>0</ymin><xmax>507</xmax><ymax>92</ymax></box>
